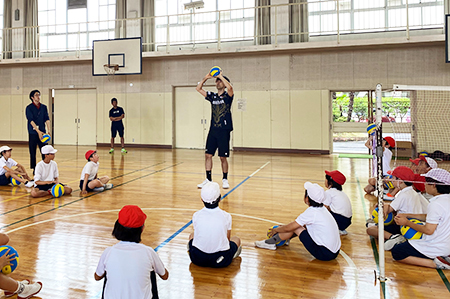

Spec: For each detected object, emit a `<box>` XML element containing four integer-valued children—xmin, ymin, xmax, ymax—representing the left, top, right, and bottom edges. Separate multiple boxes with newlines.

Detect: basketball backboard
<box><xmin>92</xmin><ymin>37</ymin><xmax>142</xmax><ymax>76</ymax></box>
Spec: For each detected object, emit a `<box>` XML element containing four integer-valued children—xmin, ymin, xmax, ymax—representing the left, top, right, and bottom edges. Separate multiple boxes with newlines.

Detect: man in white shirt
<box><xmin>188</xmin><ymin>182</ymin><xmax>242</xmax><ymax>267</ymax></box>
<box><xmin>30</xmin><ymin>145</ymin><xmax>72</xmax><ymax>198</ymax></box>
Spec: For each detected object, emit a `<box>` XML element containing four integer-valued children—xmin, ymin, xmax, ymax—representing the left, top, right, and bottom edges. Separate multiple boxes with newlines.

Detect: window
<box><xmin>155</xmin><ymin>0</ymin><xmax>254</xmax><ymax>46</ymax></box>
<box><xmin>0</xmin><ymin>0</ymin><xmax>3</xmax><ymax>52</ymax></box>
<box><xmin>38</xmin><ymin>0</ymin><xmax>115</xmax><ymax>52</ymax></box>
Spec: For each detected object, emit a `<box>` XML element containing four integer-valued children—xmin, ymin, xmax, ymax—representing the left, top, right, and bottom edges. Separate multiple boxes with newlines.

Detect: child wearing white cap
<box><xmin>30</xmin><ymin>145</ymin><xmax>73</xmax><ymax>198</ymax></box>
<box><xmin>392</xmin><ymin>168</ymin><xmax>450</xmax><ymax>270</ymax></box>
<box><xmin>0</xmin><ymin>146</ymin><xmax>34</xmax><ymax>187</ymax></box>
<box><xmin>188</xmin><ymin>182</ymin><xmax>242</xmax><ymax>268</ymax></box>
<box><xmin>255</xmin><ymin>182</ymin><xmax>341</xmax><ymax>261</ymax></box>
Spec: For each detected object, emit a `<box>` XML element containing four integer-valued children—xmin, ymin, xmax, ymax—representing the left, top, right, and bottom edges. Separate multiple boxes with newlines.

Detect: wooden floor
<box><xmin>0</xmin><ymin>145</ymin><xmax>449</xmax><ymax>299</ymax></box>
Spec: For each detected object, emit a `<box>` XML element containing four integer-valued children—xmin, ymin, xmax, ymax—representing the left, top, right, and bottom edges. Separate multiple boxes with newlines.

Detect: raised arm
<box><xmin>196</xmin><ymin>73</ymin><xmax>213</xmax><ymax>98</ymax></box>
<box><xmin>217</xmin><ymin>73</ymin><xmax>233</xmax><ymax>97</ymax></box>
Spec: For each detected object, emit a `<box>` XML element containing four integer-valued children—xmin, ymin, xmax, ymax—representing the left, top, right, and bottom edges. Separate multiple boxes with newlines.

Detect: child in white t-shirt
<box><xmin>364</xmin><ymin>136</ymin><xmax>395</xmax><ymax>194</ymax></box>
<box><xmin>391</xmin><ymin>168</ymin><xmax>450</xmax><ymax>270</ymax></box>
<box><xmin>255</xmin><ymin>182</ymin><xmax>341</xmax><ymax>261</ymax></box>
<box><xmin>188</xmin><ymin>182</ymin><xmax>242</xmax><ymax>268</ymax></box>
<box><xmin>30</xmin><ymin>145</ymin><xmax>73</xmax><ymax>198</ymax></box>
<box><xmin>95</xmin><ymin>205</ymin><xmax>169</xmax><ymax>298</ymax></box>
<box><xmin>324</xmin><ymin>170</ymin><xmax>352</xmax><ymax>236</ymax></box>
<box><xmin>79</xmin><ymin>150</ymin><xmax>112</xmax><ymax>195</ymax></box>
<box><xmin>0</xmin><ymin>146</ymin><xmax>34</xmax><ymax>187</ymax></box>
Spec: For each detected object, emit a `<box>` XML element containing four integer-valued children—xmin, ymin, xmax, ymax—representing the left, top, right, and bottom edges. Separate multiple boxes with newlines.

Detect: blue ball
<box><xmin>0</xmin><ymin>245</ymin><xmax>19</xmax><ymax>274</ymax></box>
<box><xmin>210</xmin><ymin>66</ymin><xmax>221</xmax><ymax>77</ymax></box>
<box><xmin>367</xmin><ymin>123</ymin><xmax>376</xmax><ymax>135</ymax></box>
<box><xmin>41</xmin><ymin>134</ymin><xmax>51</xmax><ymax>144</ymax></box>
<box><xmin>51</xmin><ymin>184</ymin><xmax>65</xmax><ymax>198</ymax></box>
<box><xmin>10</xmin><ymin>177</ymin><xmax>21</xmax><ymax>186</ymax></box>
<box><xmin>419</xmin><ymin>151</ymin><xmax>429</xmax><ymax>157</ymax></box>
<box><xmin>372</xmin><ymin>207</ymin><xmax>394</xmax><ymax>226</ymax></box>
<box><xmin>267</xmin><ymin>225</ymin><xmax>287</xmax><ymax>247</ymax></box>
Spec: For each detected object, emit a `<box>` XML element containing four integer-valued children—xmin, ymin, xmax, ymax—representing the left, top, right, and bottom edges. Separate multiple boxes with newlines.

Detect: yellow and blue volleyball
<box><xmin>267</xmin><ymin>225</ymin><xmax>287</xmax><ymax>247</ymax></box>
<box><xmin>51</xmin><ymin>184</ymin><xmax>65</xmax><ymax>198</ymax></box>
<box><xmin>384</xmin><ymin>175</ymin><xmax>394</xmax><ymax>189</ymax></box>
<box><xmin>367</xmin><ymin>123</ymin><xmax>377</xmax><ymax>135</ymax></box>
<box><xmin>10</xmin><ymin>177</ymin><xmax>21</xmax><ymax>186</ymax></box>
<box><xmin>210</xmin><ymin>66</ymin><xmax>222</xmax><ymax>77</ymax></box>
<box><xmin>0</xmin><ymin>245</ymin><xmax>19</xmax><ymax>274</ymax></box>
<box><xmin>372</xmin><ymin>207</ymin><xmax>394</xmax><ymax>226</ymax></box>
<box><xmin>401</xmin><ymin>219</ymin><xmax>424</xmax><ymax>240</ymax></box>
<box><xmin>41</xmin><ymin>134</ymin><xmax>51</xmax><ymax>144</ymax></box>
<box><xmin>419</xmin><ymin>151</ymin><xmax>429</xmax><ymax>157</ymax></box>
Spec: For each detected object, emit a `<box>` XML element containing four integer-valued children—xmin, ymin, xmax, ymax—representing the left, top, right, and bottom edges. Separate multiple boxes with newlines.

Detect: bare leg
<box><xmin>366</xmin><ymin>226</ymin><xmax>392</xmax><ymax>240</ymax></box>
<box><xmin>98</xmin><ymin>176</ymin><xmax>110</xmax><ymax>184</ymax></box>
<box><xmin>220</xmin><ymin>157</ymin><xmax>228</xmax><ymax>174</ymax></box>
<box><xmin>120</xmin><ymin>137</ymin><xmax>125</xmax><ymax>148</ymax></box>
<box><xmin>30</xmin><ymin>188</ymin><xmax>50</xmax><ymax>198</ymax></box>
<box><xmin>396</xmin><ymin>256</ymin><xmax>437</xmax><ymax>268</ymax></box>
<box><xmin>64</xmin><ymin>186</ymin><xmax>73</xmax><ymax>195</ymax></box>
<box><xmin>5</xmin><ymin>172</ymin><xmax>27</xmax><ymax>184</ymax></box>
<box><xmin>0</xmin><ymin>233</ymin><xmax>9</xmax><ymax>246</ymax></box>
<box><xmin>189</xmin><ymin>232</ymin><xmax>194</xmax><ymax>241</ymax></box>
<box><xmin>0</xmin><ymin>274</ymin><xmax>19</xmax><ymax>293</ymax></box>
<box><xmin>88</xmin><ymin>180</ymin><xmax>104</xmax><ymax>190</ymax></box>
<box><xmin>110</xmin><ymin>137</ymin><xmax>114</xmax><ymax>149</ymax></box>
<box><xmin>230</xmin><ymin>236</ymin><xmax>241</xmax><ymax>247</ymax></box>
<box><xmin>205</xmin><ymin>154</ymin><xmax>213</xmax><ymax>171</ymax></box>
<box><xmin>14</xmin><ymin>166</ymin><xmax>31</xmax><ymax>181</ymax></box>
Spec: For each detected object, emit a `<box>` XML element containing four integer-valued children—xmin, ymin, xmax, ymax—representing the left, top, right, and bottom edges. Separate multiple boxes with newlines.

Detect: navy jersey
<box><xmin>205</xmin><ymin>91</ymin><xmax>233</xmax><ymax>131</ymax></box>
<box><xmin>26</xmin><ymin>103</ymin><xmax>50</xmax><ymax>135</ymax></box>
<box><xmin>109</xmin><ymin>106</ymin><xmax>125</xmax><ymax>126</ymax></box>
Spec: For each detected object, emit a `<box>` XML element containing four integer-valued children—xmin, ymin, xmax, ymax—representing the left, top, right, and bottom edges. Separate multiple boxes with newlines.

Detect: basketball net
<box><xmin>104</xmin><ymin>64</ymin><xmax>119</xmax><ymax>81</ymax></box>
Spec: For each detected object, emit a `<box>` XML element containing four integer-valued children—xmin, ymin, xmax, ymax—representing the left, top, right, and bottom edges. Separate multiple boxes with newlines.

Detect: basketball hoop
<box><xmin>104</xmin><ymin>64</ymin><xmax>119</xmax><ymax>80</ymax></box>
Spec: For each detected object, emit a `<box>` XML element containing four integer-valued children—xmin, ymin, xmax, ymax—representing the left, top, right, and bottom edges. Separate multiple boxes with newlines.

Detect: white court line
<box><xmin>249</xmin><ymin>161</ymin><xmax>271</xmax><ymax>177</ymax></box>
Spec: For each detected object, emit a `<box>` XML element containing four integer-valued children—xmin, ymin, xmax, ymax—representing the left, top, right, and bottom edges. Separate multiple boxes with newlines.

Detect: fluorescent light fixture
<box><xmin>184</xmin><ymin>0</ymin><xmax>204</xmax><ymax>10</ymax></box>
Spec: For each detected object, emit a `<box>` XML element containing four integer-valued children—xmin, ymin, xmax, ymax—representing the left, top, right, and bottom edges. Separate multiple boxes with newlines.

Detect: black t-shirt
<box><xmin>109</xmin><ymin>106</ymin><xmax>125</xmax><ymax>126</ymax></box>
<box><xmin>205</xmin><ymin>91</ymin><xmax>233</xmax><ymax>131</ymax></box>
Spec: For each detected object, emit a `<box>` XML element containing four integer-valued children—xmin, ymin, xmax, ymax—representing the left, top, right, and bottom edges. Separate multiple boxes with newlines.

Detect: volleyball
<box><xmin>419</xmin><ymin>151</ymin><xmax>429</xmax><ymax>157</ymax></box>
<box><xmin>0</xmin><ymin>245</ymin><xmax>19</xmax><ymax>274</ymax></box>
<box><xmin>41</xmin><ymin>134</ymin><xmax>51</xmax><ymax>144</ymax></box>
<box><xmin>384</xmin><ymin>175</ymin><xmax>394</xmax><ymax>189</ymax></box>
<box><xmin>401</xmin><ymin>219</ymin><xmax>424</xmax><ymax>240</ymax></box>
<box><xmin>10</xmin><ymin>177</ymin><xmax>21</xmax><ymax>186</ymax></box>
<box><xmin>51</xmin><ymin>184</ymin><xmax>65</xmax><ymax>198</ymax></box>
<box><xmin>372</xmin><ymin>207</ymin><xmax>394</xmax><ymax>226</ymax></box>
<box><xmin>367</xmin><ymin>123</ymin><xmax>376</xmax><ymax>135</ymax></box>
<box><xmin>210</xmin><ymin>66</ymin><xmax>221</xmax><ymax>77</ymax></box>
<box><xmin>267</xmin><ymin>225</ymin><xmax>287</xmax><ymax>247</ymax></box>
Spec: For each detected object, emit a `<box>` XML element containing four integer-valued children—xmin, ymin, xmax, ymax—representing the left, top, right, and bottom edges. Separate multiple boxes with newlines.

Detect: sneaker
<box><xmin>109</xmin><ymin>148</ymin><xmax>114</xmax><ymax>154</ymax></box>
<box><xmin>339</xmin><ymin>230</ymin><xmax>348</xmax><ymax>236</ymax></box>
<box><xmin>197</xmin><ymin>179</ymin><xmax>211</xmax><ymax>189</ymax></box>
<box><xmin>93</xmin><ymin>187</ymin><xmax>105</xmax><ymax>192</ymax></box>
<box><xmin>104</xmin><ymin>183</ymin><xmax>113</xmax><ymax>190</ymax></box>
<box><xmin>222</xmin><ymin>179</ymin><xmax>230</xmax><ymax>189</ymax></box>
<box><xmin>5</xmin><ymin>280</ymin><xmax>30</xmax><ymax>297</ymax></box>
<box><xmin>255</xmin><ymin>240</ymin><xmax>276</xmax><ymax>250</ymax></box>
<box><xmin>435</xmin><ymin>257</ymin><xmax>450</xmax><ymax>270</ymax></box>
<box><xmin>384</xmin><ymin>234</ymin><xmax>406</xmax><ymax>251</ymax></box>
<box><xmin>121</xmin><ymin>148</ymin><xmax>127</xmax><ymax>154</ymax></box>
<box><xmin>233</xmin><ymin>246</ymin><xmax>242</xmax><ymax>259</ymax></box>
<box><xmin>17</xmin><ymin>281</ymin><xmax>42</xmax><ymax>299</ymax></box>
<box><xmin>25</xmin><ymin>181</ymin><xmax>34</xmax><ymax>188</ymax></box>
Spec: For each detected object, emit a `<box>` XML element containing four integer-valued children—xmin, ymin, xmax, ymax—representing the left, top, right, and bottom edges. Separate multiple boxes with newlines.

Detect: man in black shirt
<box><xmin>196</xmin><ymin>71</ymin><xmax>234</xmax><ymax>189</ymax></box>
<box><xmin>109</xmin><ymin>98</ymin><xmax>127</xmax><ymax>154</ymax></box>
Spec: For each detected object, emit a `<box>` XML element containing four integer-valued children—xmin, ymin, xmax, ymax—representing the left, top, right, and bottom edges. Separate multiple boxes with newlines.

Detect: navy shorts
<box><xmin>111</xmin><ymin>123</ymin><xmax>124</xmax><ymax>138</ymax></box>
<box><xmin>0</xmin><ymin>174</ymin><xmax>9</xmax><ymax>186</ymax></box>
<box><xmin>330</xmin><ymin>211</ymin><xmax>352</xmax><ymax>231</ymax></box>
<box><xmin>299</xmin><ymin>230</ymin><xmax>339</xmax><ymax>261</ymax></box>
<box><xmin>391</xmin><ymin>241</ymin><xmax>429</xmax><ymax>261</ymax></box>
<box><xmin>79</xmin><ymin>180</ymin><xmax>95</xmax><ymax>192</ymax></box>
<box><xmin>188</xmin><ymin>239</ymin><xmax>238</xmax><ymax>268</ymax></box>
<box><xmin>384</xmin><ymin>223</ymin><xmax>401</xmax><ymax>235</ymax></box>
<box><xmin>205</xmin><ymin>129</ymin><xmax>231</xmax><ymax>157</ymax></box>
<box><xmin>36</xmin><ymin>183</ymin><xmax>56</xmax><ymax>191</ymax></box>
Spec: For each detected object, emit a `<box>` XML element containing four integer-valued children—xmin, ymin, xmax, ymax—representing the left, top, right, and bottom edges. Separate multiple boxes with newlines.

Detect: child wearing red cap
<box><xmin>364</xmin><ymin>136</ymin><xmax>395</xmax><ymax>194</ymax></box>
<box><xmin>366</xmin><ymin>166</ymin><xmax>429</xmax><ymax>250</ymax></box>
<box><xmin>79</xmin><ymin>150</ymin><xmax>112</xmax><ymax>195</ymax></box>
<box><xmin>323</xmin><ymin>170</ymin><xmax>352</xmax><ymax>235</ymax></box>
<box><xmin>95</xmin><ymin>205</ymin><xmax>169</xmax><ymax>298</ymax></box>
<box><xmin>188</xmin><ymin>182</ymin><xmax>242</xmax><ymax>268</ymax></box>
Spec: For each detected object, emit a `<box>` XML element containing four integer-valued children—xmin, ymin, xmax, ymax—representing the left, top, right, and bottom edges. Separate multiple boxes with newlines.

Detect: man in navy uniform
<box><xmin>109</xmin><ymin>98</ymin><xmax>127</xmax><ymax>154</ymax></box>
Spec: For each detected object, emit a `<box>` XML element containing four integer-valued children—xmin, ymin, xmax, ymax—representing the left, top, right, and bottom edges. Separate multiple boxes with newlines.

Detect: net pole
<box><xmin>376</xmin><ymin>83</ymin><xmax>386</xmax><ymax>282</ymax></box>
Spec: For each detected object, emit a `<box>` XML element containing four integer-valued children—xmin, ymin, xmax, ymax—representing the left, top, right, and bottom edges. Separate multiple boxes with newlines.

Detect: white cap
<box><xmin>201</xmin><ymin>182</ymin><xmax>221</xmax><ymax>204</ymax></box>
<box><xmin>41</xmin><ymin>145</ymin><xmax>58</xmax><ymax>155</ymax></box>
<box><xmin>425</xmin><ymin>157</ymin><xmax>438</xmax><ymax>169</ymax></box>
<box><xmin>304</xmin><ymin>182</ymin><xmax>325</xmax><ymax>203</ymax></box>
<box><xmin>422</xmin><ymin>168</ymin><xmax>450</xmax><ymax>185</ymax></box>
<box><xmin>0</xmin><ymin>146</ymin><xmax>12</xmax><ymax>153</ymax></box>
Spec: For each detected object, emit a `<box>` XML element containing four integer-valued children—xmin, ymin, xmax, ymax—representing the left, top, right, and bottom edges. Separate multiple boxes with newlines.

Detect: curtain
<box><xmin>2</xmin><ymin>0</ymin><xmax>12</xmax><ymax>59</ymax></box>
<box><xmin>254</xmin><ymin>0</ymin><xmax>271</xmax><ymax>45</ymax></box>
<box><xmin>115</xmin><ymin>0</ymin><xmax>127</xmax><ymax>38</ymax></box>
<box><xmin>142</xmin><ymin>0</ymin><xmax>155</xmax><ymax>52</ymax></box>
<box><xmin>289</xmin><ymin>0</ymin><xmax>308</xmax><ymax>43</ymax></box>
<box><xmin>24</xmin><ymin>0</ymin><xmax>39</xmax><ymax>58</ymax></box>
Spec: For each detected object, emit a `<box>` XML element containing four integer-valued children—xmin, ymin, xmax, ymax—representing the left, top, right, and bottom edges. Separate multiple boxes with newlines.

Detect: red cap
<box><xmin>325</xmin><ymin>170</ymin><xmax>346</xmax><ymax>185</ymax></box>
<box><xmin>413</xmin><ymin>174</ymin><xmax>426</xmax><ymax>192</ymax></box>
<box><xmin>384</xmin><ymin>137</ymin><xmax>396</xmax><ymax>148</ymax></box>
<box><xmin>387</xmin><ymin>166</ymin><xmax>415</xmax><ymax>182</ymax></box>
<box><xmin>409</xmin><ymin>158</ymin><xmax>420</xmax><ymax>166</ymax></box>
<box><xmin>118</xmin><ymin>205</ymin><xmax>147</xmax><ymax>228</ymax></box>
<box><xmin>85</xmin><ymin>150</ymin><xmax>96</xmax><ymax>161</ymax></box>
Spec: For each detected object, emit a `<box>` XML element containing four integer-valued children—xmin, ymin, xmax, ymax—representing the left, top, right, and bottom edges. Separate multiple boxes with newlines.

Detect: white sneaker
<box><xmin>17</xmin><ymin>281</ymin><xmax>42</xmax><ymax>299</ymax></box>
<box><xmin>25</xmin><ymin>181</ymin><xmax>34</xmax><ymax>188</ymax></box>
<box><xmin>339</xmin><ymin>230</ymin><xmax>348</xmax><ymax>236</ymax></box>
<box><xmin>233</xmin><ymin>246</ymin><xmax>242</xmax><ymax>259</ymax></box>
<box><xmin>222</xmin><ymin>179</ymin><xmax>230</xmax><ymax>189</ymax></box>
<box><xmin>93</xmin><ymin>187</ymin><xmax>105</xmax><ymax>192</ymax></box>
<box><xmin>5</xmin><ymin>280</ymin><xmax>30</xmax><ymax>297</ymax></box>
<box><xmin>255</xmin><ymin>240</ymin><xmax>276</xmax><ymax>250</ymax></box>
<box><xmin>197</xmin><ymin>179</ymin><xmax>211</xmax><ymax>189</ymax></box>
<box><xmin>104</xmin><ymin>183</ymin><xmax>113</xmax><ymax>190</ymax></box>
<box><xmin>384</xmin><ymin>234</ymin><xmax>406</xmax><ymax>251</ymax></box>
<box><xmin>435</xmin><ymin>257</ymin><xmax>450</xmax><ymax>270</ymax></box>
